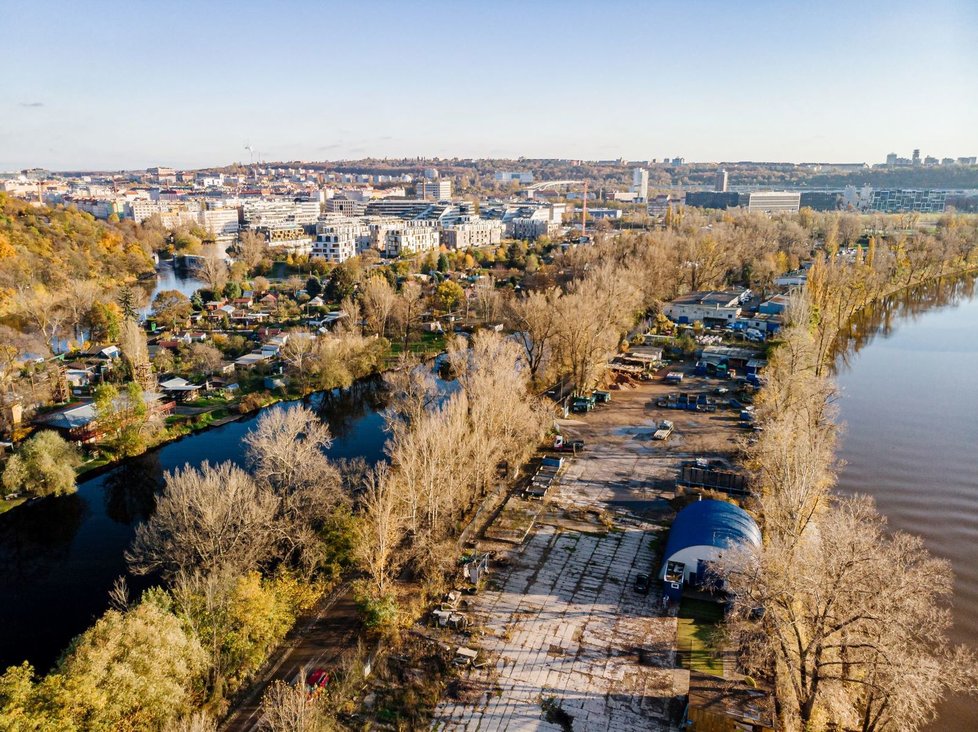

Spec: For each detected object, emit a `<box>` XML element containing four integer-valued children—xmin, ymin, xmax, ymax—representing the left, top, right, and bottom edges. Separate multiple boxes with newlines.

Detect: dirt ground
<box><xmin>429</xmin><ymin>372</ymin><xmax>747</xmax><ymax>731</ymax></box>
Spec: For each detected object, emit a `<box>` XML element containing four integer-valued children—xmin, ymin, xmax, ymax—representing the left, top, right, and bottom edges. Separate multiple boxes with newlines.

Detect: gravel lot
<box><xmin>431</xmin><ymin>376</ymin><xmax>742</xmax><ymax>731</ymax></box>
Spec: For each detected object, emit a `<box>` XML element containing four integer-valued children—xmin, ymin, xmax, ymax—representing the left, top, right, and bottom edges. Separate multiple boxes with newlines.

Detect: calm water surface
<box><xmin>835</xmin><ymin>276</ymin><xmax>978</xmax><ymax>730</ymax></box>
<box><xmin>0</xmin><ymin>380</ymin><xmax>388</xmax><ymax>671</ymax></box>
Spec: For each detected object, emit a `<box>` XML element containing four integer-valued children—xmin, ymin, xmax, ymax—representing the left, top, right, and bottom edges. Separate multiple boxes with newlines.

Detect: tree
<box><xmin>305</xmin><ymin>276</ymin><xmax>322</xmax><ymax>298</ymax></box>
<box><xmin>718</xmin><ymin>496</ymin><xmax>978</xmax><ymax>731</ymax></box>
<box><xmin>505</xmin><ymin>287</ymin><xmax>561</xmax><ymax>385</ymax></box>
<box><xmin>43</xmin><ymin>594</ymin><xmax>208</xmax><ymax>732</ymax></box>
<box><xmin>361</xmin><ymin>275</ymin><xmax>396</xmax><ymax>337</ymax></box>
<box><xmin>185</xmin><ymin>342</ymin><xmax>223</xmax><ymax>376</ymax></box>
<box><xmin>259</xmin><ymin>680</ymin><xmax>333</xmax><ymax>732</ymax></box>
<box><xmin>198</xmin><ymin>245</ymin><xmax>229</xmax><ymax>294</ymax></box>
<box><xmin>352</xmin><ymin>463</ymin><xmax>405</xmax><ymax>595</ymax></box>
<box><xmin>153</xmin><ymin>290</ymin><xmax>193</xmax><ymax>331</ymax></box>
<box><xmin>237</xmin><ymin>231</ymin><xmax>268</xmax><ymax>271</ymax></box>
<box><xmin>280</xmin><ymin>331</ymin><xmax>319</xmax><ymax>388</ymax></box>
<box><xmin>434</xmin><ymin>280</ymin><xmax>464</xmax><ymax>313</ymax></box>
<box><xmin>244</xmin><ymin>406</ymin><xmax>346</xmax><ymax>574</ymax></box>
<box><xmin>1</xmin><ymin>430</ymin><xmax>81</xmax><ymax>497</ymax></box>
<box><xmin>392</xmin><ymin>280</ymin><xmax>424</xmax><ymax>350</ymax></box>
<box><xmin>119</xmin><ymin>318</ymin><xmax>154</xmax><ymax>389</ymax></box>
<box><xmin>126</xmin><ymin>461</ymin><xmax>279</xmax><ymax>579</ymax></box>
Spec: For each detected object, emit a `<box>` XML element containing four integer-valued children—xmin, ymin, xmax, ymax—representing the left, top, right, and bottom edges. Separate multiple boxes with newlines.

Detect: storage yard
<box><xmin>430</xmin><ymin>370</ymin><xmax>751</xmax><ymax>731</ymax></box>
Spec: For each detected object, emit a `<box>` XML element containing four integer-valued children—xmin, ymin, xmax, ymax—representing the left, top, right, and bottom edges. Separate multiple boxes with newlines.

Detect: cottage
<box><xmin>41</xmin><ymin>391</ymin><xmax>174</xmax><ymax>443</ymax></box>
<box><xmin>158</xmin><ymin>377</ymin><xmax>203</xmax><ymax>402</ymax></box>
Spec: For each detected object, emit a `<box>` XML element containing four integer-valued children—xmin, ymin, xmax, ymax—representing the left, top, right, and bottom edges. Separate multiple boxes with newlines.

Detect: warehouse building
<box><xmin>659</xmin><ymin>499</ymin><xmax>761</xmax><ymax>585</ymax></box>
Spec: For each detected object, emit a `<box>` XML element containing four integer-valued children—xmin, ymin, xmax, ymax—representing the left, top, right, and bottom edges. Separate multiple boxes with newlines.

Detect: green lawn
<box><xmin>677</xmin><ymin>598</ymin><xmax>725</xmax><ymax>676</ymax></box>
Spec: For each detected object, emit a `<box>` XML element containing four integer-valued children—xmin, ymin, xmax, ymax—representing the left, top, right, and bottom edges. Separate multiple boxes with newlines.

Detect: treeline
<box><xmin>717</xmin><ymin>230</ymin><xmax>978</xmax><ymax>729</ymax></box>
<box><xmin>353</xmin><ymin>331</ymin><xmax>550</xmax><ymax>620</ymax></box>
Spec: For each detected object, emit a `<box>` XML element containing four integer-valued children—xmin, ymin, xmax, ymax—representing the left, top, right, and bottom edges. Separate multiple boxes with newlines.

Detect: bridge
<box><xmin>524</xmin><ymin>179</ymin><xmax>583</xmax><ymax>192</ymax></box>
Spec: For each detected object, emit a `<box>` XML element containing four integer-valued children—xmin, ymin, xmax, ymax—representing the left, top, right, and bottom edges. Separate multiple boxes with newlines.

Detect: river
<box><xmin>835</xmin><ymin>275</ymin><xmax>978</xmax><ymax>730</ymax></box>
<box><xmin>0</xmin><ymin>379</ymin><xmax>389</xmax><ymax>672</ymax></box>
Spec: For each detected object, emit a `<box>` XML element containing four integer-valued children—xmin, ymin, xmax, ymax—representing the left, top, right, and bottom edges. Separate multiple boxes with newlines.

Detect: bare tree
<box><xmin>259</xmin><ymin>680</ymin><xmax>334</xmax><ymax>732</ymax></box>
<box><xmin>391</xmin><ymin>280</ymin><xmax>424</xmax><ymax>350</ymax></box>
<box><xmin>198</xmin><ymin>243</ymin><xmax>229</xmax><ymax>294</ymax></box>
<box><xmin>126</xmin><ymin>461</ymin><xmax>279</xmax><ymax>579</ymax></box>
<box><xmin>352</xmin><ymin>462</ymin><xmax>406</xmax><ymax>594</ymax></box>
<box><xmin>718</xmin><ymin>495</ymin><xmax>978</xmax><ymax>731</ymax></box>
<box><xmin>280</xmin><ymin>331</ymin><xmax>319</xmax><ymax>387</ymax></box>
<box><xmin>237</xmin><ymin>231</ymin><xmax>269</xmax><ymax>271</ymax></box>
<box><xmin>361</xmin><ymin>275</ymin><xmax>396</xmax><ymax>337</ymax></box>
<box><xmin>505</xmin><ymin>286</ymin><xmax>561</xmax><ymax>385</ymax></box>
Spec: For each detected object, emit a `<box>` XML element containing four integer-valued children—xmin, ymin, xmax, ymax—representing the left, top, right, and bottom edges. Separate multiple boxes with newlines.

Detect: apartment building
<box><xmin>241</xmin><ymin>199</ymin><xmax>321</xmax><ymax>227</ymax></box>
<box><xmin>381</xmin><ymin>225</ymin><xmax>440</xmax><ymax>257</ymax></box>
<box><xmin>869</xmin><ymin>189</ymin><xmax>947</xmax><ymax>213</ymax></box>
<box><xmin>312</xmin><ymin>219</ymin><xmax>372</xmax><ymax>262</ymax></box>
<box><xmin>441</xmin><ymin>219</ymin><xmax>504</xmax><ymax>249</ymax></box>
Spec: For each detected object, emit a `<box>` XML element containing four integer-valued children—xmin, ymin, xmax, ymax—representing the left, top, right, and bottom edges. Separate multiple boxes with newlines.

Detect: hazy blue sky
<box><xmin>1</xmin><ymin>0</ymin><xmax>975</xmax><ymax>170</ymax></box>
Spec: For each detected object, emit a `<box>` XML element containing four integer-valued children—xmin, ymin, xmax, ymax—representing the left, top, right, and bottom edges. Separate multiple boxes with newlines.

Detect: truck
<box><xmin>652</xmin><ymin>420</ymin><xmax>674</xmax><ymax>440</ymax></box>
<box><xmin>664</xmin><ymin>371</ymin><xmax>684</xmax><ymax>384</ymax></box>
<box><xmin>554</xmin><ymin>435</ymin><xmax>585</xmax><ymax>453</ymax></box>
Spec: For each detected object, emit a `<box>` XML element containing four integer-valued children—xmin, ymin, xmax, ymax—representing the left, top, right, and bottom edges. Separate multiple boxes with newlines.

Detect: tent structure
<box><xmin>659</xmin><ymin>499</ymin><xmax>761</xmax><ymax>584</ymax></box>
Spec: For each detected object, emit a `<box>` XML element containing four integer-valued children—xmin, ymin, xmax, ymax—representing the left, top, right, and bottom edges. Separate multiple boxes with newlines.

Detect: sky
<box><xmin>1</xmin><ymin>0</ymin><xmax>976</xmax><ymax>170</ymax></box>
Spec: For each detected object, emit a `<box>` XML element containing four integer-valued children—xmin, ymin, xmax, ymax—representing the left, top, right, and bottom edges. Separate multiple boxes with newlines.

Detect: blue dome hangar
<box><xmin>659</xmin><ymin>499</ymin><xmax>761</xmax><ymax>586</ymax></box>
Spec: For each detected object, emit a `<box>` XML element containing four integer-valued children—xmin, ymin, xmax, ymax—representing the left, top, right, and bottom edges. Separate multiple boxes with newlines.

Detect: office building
<box><xmin>416</xmin><ymin>179</ymin><xmax>452</xmax><ymax>200</ymax></box>
<box><xmin>241</xmin><ymin>199</ymin><xmax>321</xmax><ymax>227</ymax></box>
<box><xmin>912</xmin><ymin>149</ymin><xmax>921</xmax><ymax>166</ymax></box>
<box><xmin>631</xmin><ymin>167</ymin><xmax>649</xmax><ymax>202</ymax></box>
<box><xmin>885</xmin><ymin>153</ymin><xmax>898</xmax><ymax>166</ymax></box>
<box><xmin>869</xmin><ymin>189</ymin><xmax>947</xmax><ymax>213</ymax></box>
<box><xmin>684</xmin><ymin>191</ymin><xmax>742</xmax><ymax>210</ymax></box>
<box><xmin>714</xmin><ymin>168</ymin><xmax>728</xmax><ymax>192</ymax></box>
<box><xmin>746</xmin><ymin>191</ymin><xmax>801</xmax><ymax>214</ymax></box>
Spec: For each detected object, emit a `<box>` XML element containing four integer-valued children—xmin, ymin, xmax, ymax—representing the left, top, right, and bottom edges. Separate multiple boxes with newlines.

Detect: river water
<box><xmin>835</xmin><ymin>275</ymin><xmax>978</xmax><ymax>730</ymax></box>
<box><xmin>0</xmin><ymin>380</ymin><xmax>389</xmax><ymax>672</ymax></box>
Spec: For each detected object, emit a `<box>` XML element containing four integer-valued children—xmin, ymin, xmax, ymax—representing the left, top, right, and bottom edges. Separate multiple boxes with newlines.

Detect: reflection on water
<box><xmin>835</xmin><ymin>273</ymin><xmax>978</xmax><ymax>729</ymax></box>
<box><xmin>137</xmin><ymin>260</ymin><xmax>204</xmax><ymax>316</ymax></box>
<box><xmin>0</xmin><ymin>376</ymin><xmax>393</xmax><ymax>672</ymax></box>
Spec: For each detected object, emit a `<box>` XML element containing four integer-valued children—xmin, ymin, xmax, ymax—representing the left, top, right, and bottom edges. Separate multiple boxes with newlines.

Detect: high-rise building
<box><xmin>885</xmin><ymin>153</ymin><xmax>898</xmax><ymax>166</ymax></box>
<box><xmin>417</xmin><ymin>179</ymin><xmax>452</xmax><ymax>200</ymax></box>
<box><xmin>630</xmin><ymin>167</ymin><xmax>649</xmax><ymax>202</ymax></box>
<box><xmin>714</xmin><ymin>168</ymin><xmax>729</xmax><ymax>192</ymax></box>
<box><xmin>912</xmin><ymin>149</ymin><xmax>921</xmax><ymax>166</ymax></box>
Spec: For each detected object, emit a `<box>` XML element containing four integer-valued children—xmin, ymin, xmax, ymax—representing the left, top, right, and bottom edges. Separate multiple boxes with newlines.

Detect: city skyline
<box><xmin>1</xmin><ymin>0</ymin><xmax>976</xmax><ymax>170</ymax></box>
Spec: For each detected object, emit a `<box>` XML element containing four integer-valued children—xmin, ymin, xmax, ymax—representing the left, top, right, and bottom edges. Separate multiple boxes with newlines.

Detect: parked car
<box><xmin>633</xmin><ymin>572</ymin><xmax>651</xmax><ymax>595</ymax></box>
<box><xmin>305</xmin><ymin>668</ymin><xmax>330</xmax><ymax>696</ymax></box>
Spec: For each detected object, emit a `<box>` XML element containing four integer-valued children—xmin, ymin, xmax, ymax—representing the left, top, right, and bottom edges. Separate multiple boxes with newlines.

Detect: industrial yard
<box><xmin>430</xmin><ymin>371</ymin><xmax>753</xmax><ymax>731</ymax></box>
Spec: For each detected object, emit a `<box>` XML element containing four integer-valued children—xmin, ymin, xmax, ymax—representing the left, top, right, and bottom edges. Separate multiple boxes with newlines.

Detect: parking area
<box><xmin>431</xmin><ymin>376</ymin><xmax>743</xmax><ymax>731</ymax></box>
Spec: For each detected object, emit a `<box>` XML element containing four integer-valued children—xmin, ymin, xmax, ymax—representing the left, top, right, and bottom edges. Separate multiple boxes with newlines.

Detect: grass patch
<box><xmin>0</xmin><ymin>496</ymin><xmax>27</xmax><ymax>515</ymax></box>
<box><xmin>677</xmin><ymin>598</ymin><xmax>724</xmax><ymax>676</ymax></box>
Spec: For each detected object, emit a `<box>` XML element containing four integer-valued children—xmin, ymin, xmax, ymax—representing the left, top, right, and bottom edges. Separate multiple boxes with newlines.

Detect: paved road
<box><xmin>221</xmin><ymin>582</ymin><xmax>361</xmax><ymax>732</ymax></box>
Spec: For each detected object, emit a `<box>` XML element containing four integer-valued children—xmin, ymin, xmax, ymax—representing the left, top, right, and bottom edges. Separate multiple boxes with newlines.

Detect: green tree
<box><xmin>117</xmin><ymin>286</ymin><xmax>137</xmax><ymax>322</ymax></box>
<box><xmin>437</xmin><ymin>253</ymin><xmax>450</xmax><ymax>273</ymax></box>
<box><xmin>434</xmin><ymin>280</ymin><xmax>465</xmax><ymax>313</ymax></box>
<box><xmin>222</xmin><ymin>281</ymin><xmax>242</xmax><ymax>300</ymax></box>
<box><xmin>2</xmin><ymin>431</ymin><xmax>82</xmax><ymax>498</ymax></box>
<box><xmin>305</xmin><ymin>276</ymin><xmax>322</xmax><ymax>298</ymax></box>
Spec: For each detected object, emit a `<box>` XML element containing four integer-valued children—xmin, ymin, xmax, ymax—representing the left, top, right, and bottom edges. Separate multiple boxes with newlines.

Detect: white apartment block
<box><xmin>631</xmin><ymin>167</ymin><xmax>649</xmax><ymax>202</ymax></box>
<box><xmin>441</xmin><ymin>219</ymin><xmax>504</xmax><ymax>249</ymax></box>
<box><xmin>199</xmin><ymin>207</ymin><xmax>240</xmax><ymax>240</ymax></box>
<box><xmin>382</xmin><ymin>225</ymin><xmax>441</xmax><ymax>257</ymax></box>
<box><xmin>241</xmin><ymin>199</ymin><xmax>322</xmax><ymax>227</ymax></box>
<box><xmin>506</xmin><ymin>203</ymin><xmax>566</xmax><ymax>240</ymax></box>
<box><xmin>416</xmin><ymin>179</ymin><xmax>452</xmax><ymax>200</ymax></box>
<box><xmin>312</xmin><ymin>219</ymin><xmax>372</xmax><ymax>263</ymax></box>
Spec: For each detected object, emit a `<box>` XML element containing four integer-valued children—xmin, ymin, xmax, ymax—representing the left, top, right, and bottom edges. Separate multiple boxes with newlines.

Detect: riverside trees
<box><xmin>351</xmin><ymin>331</ymin><xmax>550</xmax><ymax>621</ymax></box>
<box><xmin>718</xmin><ymin>292</ymin><xmax>978</xmax><ymax>731</ymax></box>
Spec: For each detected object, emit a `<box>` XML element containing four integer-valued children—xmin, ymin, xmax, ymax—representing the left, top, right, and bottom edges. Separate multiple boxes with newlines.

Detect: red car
<box><xmin>305</xmin><ymin>667</ymin><xmax>330</xmax><ymax>696</ymax></box>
